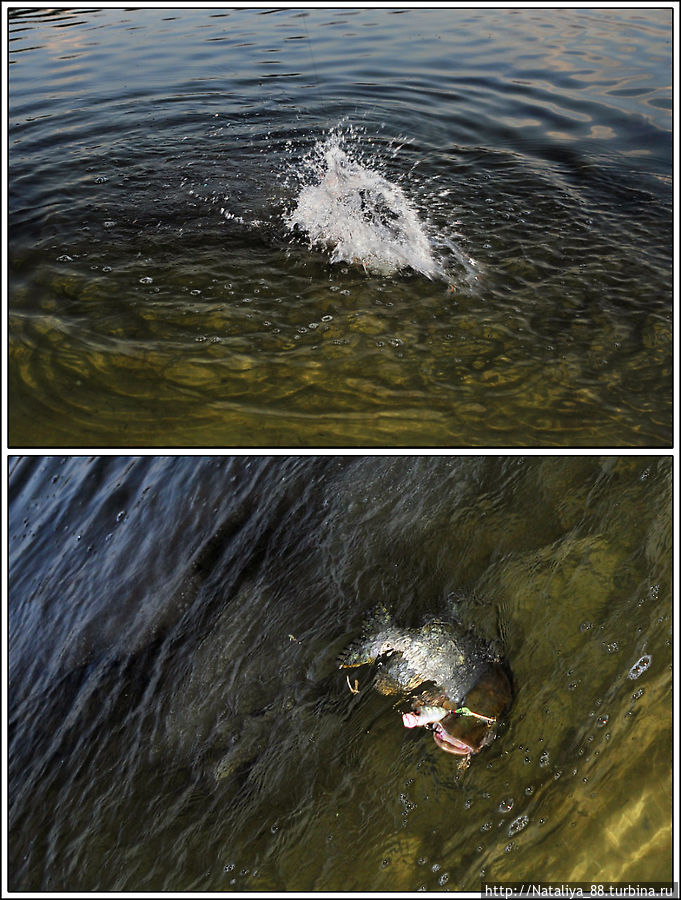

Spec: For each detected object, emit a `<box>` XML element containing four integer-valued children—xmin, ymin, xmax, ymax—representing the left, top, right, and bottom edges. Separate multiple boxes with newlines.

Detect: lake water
<box><xmin>7</xmin><ymin>6</ymin><xmax>673</xmax><ymax>447</ymax></box>
<box><xmin>8</xmin><ymin>455</ymin><xmax>673</xmax><ymax>891</ymax></box>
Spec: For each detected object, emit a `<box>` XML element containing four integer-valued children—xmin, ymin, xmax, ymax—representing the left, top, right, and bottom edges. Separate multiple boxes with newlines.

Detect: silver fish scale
<box><xmin>367</xmin><ymin>619</ymin><xmax>492</xmax><ymax>703</ymax></box>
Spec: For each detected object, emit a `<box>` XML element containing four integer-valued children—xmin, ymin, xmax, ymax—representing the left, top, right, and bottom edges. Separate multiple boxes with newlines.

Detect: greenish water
<box><xmin>8</xmin><ymin>7</ymin><xmax>672</xmax><ymax>446</ymax></box>
<box><xmin>8</xmin><ymin>456</ymin><xmax>673</xmax><ymax>890</ymax></box>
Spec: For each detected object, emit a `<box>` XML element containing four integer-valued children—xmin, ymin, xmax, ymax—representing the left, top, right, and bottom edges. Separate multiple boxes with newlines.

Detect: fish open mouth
<box><xmin>428</xmin><ymin>662</ymin><xmax>513</xmax><ymax>756</ymax></box>
<box><xmin>431</xmin><ymin>722</ymin><xmax>476</xmax><ymax>756</ymax></box>
<box><xmin>430</xmin><ymin>714</ymin><xmax>493</xmax><ymax>755</ymax></box>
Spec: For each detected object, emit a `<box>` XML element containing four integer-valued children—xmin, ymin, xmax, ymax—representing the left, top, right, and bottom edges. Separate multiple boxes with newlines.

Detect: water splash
<box><xmin>285</xmin><ymin>127</ymin><xmax>477</xmax><ymax>283</ymax></box>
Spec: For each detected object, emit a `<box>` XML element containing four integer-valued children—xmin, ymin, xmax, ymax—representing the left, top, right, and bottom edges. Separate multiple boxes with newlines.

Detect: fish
<box><xmin>402</xmin><ymin>706</ymin><xmax>449</xmax><ymax>728</ymax></box>
<box><xmin>339</xmin><ymin>604</ymin><xmax>512</xmax><ymax>758</ymax></box>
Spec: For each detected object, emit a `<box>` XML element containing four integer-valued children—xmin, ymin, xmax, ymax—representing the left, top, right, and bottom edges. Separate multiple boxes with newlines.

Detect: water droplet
<box><xmin>498</xmin><ymin>797</ymin><xmax>514</xmax><ymax>813</ymax></box>
<box><xmin>597</xmin><ymin>715</ymin><xmax>609</xmax><ymax>727</ymax></box>
<box><xmin>116</xmin><ymin>510</ymin><xmax>126</xmax><ymax>522</ymax></box>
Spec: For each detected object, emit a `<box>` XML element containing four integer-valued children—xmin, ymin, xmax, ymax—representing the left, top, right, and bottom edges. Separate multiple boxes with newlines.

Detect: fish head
<box><xmin>431</xmin><ymin>661</ymin><xmax>513</xmax><ymax>757</ymax></box>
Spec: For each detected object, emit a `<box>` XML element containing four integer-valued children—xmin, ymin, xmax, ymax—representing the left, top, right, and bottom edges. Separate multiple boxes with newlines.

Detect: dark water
<box><xmin>8</xmin><ymin>455</ymin><xmax>673</xmax><ymax>891</ymax></box>
<box><xmin>8</xmin><ymin>7</ymin><xmax>673</xmax><ymax>447</ymax></box>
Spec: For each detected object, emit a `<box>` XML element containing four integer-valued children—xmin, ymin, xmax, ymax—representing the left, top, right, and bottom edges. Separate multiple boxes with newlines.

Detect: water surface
<box><xmin>8</xmin><ymin>455</ymin><xmax>673</xmax><ymax>890</ymax></box>
<box><xmin>8</xmin><ymin>7</ymin><xmax>673</xmax><ymax>446</ymax></box>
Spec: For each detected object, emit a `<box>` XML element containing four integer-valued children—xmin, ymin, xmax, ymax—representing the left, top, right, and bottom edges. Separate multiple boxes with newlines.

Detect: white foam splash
<box><xmin>285</xmin><ymin>135</ymin><xmax>442</xmax><ymax>279</ymax></box>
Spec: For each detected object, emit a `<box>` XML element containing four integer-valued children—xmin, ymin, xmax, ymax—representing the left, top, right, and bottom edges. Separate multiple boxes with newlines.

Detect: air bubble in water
<box><xmin>628</xmin><ymin>655</ymin><xmax>651</xmax><ymax>679</ymax></box>
<box><xmin>508</xmin><ymin>815</ymin><xmax>529</xmax><ymax>836</ymax></box>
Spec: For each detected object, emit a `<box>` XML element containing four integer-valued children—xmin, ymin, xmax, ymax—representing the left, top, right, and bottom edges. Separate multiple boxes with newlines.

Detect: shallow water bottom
<box><xmin>9</xmin><ymin>232</ymin><xmax>672</xmax><ymax>448</ymax></box>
